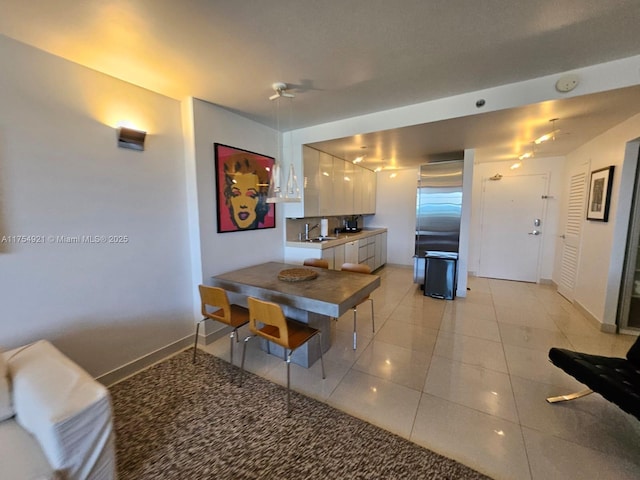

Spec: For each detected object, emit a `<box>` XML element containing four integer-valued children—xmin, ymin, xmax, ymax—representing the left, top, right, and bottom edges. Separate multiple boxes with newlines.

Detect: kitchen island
<box><xmin>284</xmin><ymin>228</ymin><xmax>387</xmax><ymax>270</ymax></box>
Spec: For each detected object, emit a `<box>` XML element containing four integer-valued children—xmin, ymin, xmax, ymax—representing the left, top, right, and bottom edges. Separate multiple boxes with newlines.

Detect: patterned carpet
<box><xmin>110</xmin><ymin>350</ymin><xmax>491</xmax><ymax>479</ymax></box>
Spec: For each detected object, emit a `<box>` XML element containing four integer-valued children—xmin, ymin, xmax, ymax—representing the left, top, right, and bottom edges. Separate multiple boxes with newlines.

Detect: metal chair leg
<box><xmin>193</xmin><ymin>321</ymin><xmax>202</xmax><ymax>363</ymax></box>
<box><xmin>239</xmin><ymin>335</ymin><xmax>253</xmax><ymax>387</ymax></box>
<box><xmin>353</xmin><ymin>307</ymin><xmax>357</xmax><ymax>350</ymax></box>
<box><xmin>370</xmin><ymin>298</ymin><xmax>375</xmax><ymax>333</ymax></box>
<box><xmin>286</xmin><ymin>350</ymin><xmax>292</xmax><ymax>415</ymax></box>
<box><xmin>229</xmin><ymin>330</ymin><xmax>235</xmax><ymax>365</ymax></box>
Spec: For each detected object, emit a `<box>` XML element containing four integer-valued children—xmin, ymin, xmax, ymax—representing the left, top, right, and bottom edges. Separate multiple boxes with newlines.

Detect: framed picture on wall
<box><xmin>214</xmin><ymin>143</ymin><xmax>276</xmax><ymax>233</ymax></box>
<box><xmin>586</xmin><ymin>165</ymin><xmax>615</xmax><ymax>222</ymax></box>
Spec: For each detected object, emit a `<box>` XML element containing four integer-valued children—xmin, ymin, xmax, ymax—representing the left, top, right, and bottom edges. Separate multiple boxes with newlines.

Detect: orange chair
<box><xmin>240</xmin><ymin>297</ymin><xmax>325</xmax><ymax>414</ymax></box>
<box><xmin>193</xmin><ymin>285</ymin><xmax>250</xmax><ymax>364</ymax></box>
<box><xmin>303</xmin><ymin>258</ymin><xmax>329</xmax><ymax>269</ymax></box>
<box><xmin>340</xmin><ymin>263</ymin><xmax>375</xmax><ymax>350</ymax></box>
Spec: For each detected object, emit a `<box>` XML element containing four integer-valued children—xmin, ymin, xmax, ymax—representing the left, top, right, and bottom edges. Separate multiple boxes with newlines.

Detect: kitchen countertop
<box><xmin>285</xmin><ymin>227</ymin><xmax>387</xmax><ymax>250</ymax></box>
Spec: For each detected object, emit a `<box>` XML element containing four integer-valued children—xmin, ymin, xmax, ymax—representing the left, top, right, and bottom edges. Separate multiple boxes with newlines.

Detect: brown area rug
<box><xmin>110</xmin><ymin>350</ymin><xmax>491</xmax><ymax>479</ymax></box>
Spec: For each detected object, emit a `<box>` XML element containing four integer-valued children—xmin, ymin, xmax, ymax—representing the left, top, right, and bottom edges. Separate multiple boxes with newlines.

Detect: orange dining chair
<box><xmin>340</xmin><ymin>263</ymin><xmax>375</xmax><ymax>350</ymax></box>
<box><xmin>193</xmin><ymin>285</ymin><xmax>250</xmax><ymax>364</ymax></box>
<box><xmin>240</xmin><ymin>297</ymin><xmax>326</xmax><ymax>414</ymax></box>
<box><xmin>303</xmin><ymin>258</ymin><xmax>329</xmax><ymax>269</ymax></box>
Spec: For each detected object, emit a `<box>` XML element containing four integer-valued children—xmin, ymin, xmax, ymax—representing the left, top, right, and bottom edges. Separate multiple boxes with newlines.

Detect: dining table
<box><xmin>211</xmin><ymin>261</ymin><xmax>380</xmax><ymax>367</ymax></box>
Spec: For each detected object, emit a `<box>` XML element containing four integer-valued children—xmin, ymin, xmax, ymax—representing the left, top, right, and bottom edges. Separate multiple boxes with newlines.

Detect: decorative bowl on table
<box><xmin>277</xmin><ymin>268</ymin><xmax>318</xmax><ymax>282</ymax></box>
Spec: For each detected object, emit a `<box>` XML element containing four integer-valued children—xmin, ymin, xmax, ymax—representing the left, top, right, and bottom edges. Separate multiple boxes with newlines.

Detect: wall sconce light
<box><xmin>117</xmin><ymin>127</ymin><xmax>146</xmax><ymax>151</ymax></box>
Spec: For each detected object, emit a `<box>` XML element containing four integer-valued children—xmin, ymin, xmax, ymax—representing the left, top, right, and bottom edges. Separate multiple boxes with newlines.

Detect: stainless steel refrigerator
<box><xmin>413</xmin><ymin>160</ymin><xmax>463</xmax><ymax>298</ymax></box>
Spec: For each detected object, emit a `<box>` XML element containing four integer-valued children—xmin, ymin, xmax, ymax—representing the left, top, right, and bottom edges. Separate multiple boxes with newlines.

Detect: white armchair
<box><xmin>0</xmin><ymin>340</ymin><xmax>116</xmax><ymax>479</ymax></box>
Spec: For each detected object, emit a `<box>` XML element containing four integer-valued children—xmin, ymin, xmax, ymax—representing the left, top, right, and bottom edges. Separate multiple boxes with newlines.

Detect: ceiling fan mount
<box><xmin>269</xmin><ymin>82</ymin><xmax>295</xmax><ymax>101</ymax></box>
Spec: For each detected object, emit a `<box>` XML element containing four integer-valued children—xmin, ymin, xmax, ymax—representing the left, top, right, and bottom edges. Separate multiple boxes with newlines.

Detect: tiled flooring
<box><xmin>202</xmin><ymin>265</ymin><xmax>640</xmax><ymax>480</ymax></box>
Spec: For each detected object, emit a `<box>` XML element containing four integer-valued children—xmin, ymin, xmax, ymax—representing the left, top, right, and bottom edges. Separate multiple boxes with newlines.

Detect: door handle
<box><xmin>528</xmin><ymin>230</ymin><xmax>541</xmax><ymax>235</ymax></box>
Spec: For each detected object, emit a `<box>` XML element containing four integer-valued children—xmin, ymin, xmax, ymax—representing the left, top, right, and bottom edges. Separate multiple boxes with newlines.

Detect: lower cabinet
<box><xmin>358</xmin><ymin>236</ymin><xmax>375</xmax><ymax>270</ymax></box>
<box><xmin>334</xmin><ymin>243</ymin><xmax>345</xmax><ymax>270</ymax></box>
<box><xmin>284</xmin><ymin>231</ymin><xmax>387</xmax><ymax>271</ymax></box>
<box><xmin>321</xmin><ymin>247</ymin><xmax>335</xmax><ymax>270</ymax></box>
<box><xmin>319</xmin><ymin>244</ymin><xmax>348</xmax><ymax>270</ymax></box>
<box><xmin>344</xmin><ymin>241</ymin><xmax>359</xmax><ymax>265</ymax></box>
<box><xmin>374</xmin><ymin>232</ymin><xmax>387</xmax><ymax>269</ymax></box>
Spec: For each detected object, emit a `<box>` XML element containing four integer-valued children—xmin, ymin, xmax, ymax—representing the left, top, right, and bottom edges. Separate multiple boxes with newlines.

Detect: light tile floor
<box><xmin>202</xmin><ymin>265</ymin><xmax>640</xmax><ymax>480</ymax></box>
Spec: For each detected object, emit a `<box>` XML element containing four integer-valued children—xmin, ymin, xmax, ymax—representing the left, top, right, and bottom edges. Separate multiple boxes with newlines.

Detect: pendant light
<box><xmin>266</xmin><ymin>82</ymin><xmax>301</xmax><ymax>203</ymax></box>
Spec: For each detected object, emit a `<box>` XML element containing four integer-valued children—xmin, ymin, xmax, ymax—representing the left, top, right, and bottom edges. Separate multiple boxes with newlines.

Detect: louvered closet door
<box><xmin>558</xmin><ymin>163</ymin><xmax>589</xmax><ymax>301</ymax></box>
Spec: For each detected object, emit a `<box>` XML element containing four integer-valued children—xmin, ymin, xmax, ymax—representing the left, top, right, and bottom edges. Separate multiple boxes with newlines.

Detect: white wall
<box><xmin>191</xmin><ymin>99</ymin><xmax>284</xmax><ymax>279</ymax></box>
<box><xmin>365</xmin><ymin>168</ymin><xmax>418</xmax><ymax>266</ymax></box>
<box><xmin>0</xmin><ymin>36</ymin><xmax>193</xmax><ymax>376</ymax></box>
<box><xmin>470</xmin><ymin>156</ymin><xmax>565</xmax><ymax>280</ymax></box>
<box><xmin>559</xmin><ymin>113</ymin><xmax>640</xmax><ymax>327</ymax></box>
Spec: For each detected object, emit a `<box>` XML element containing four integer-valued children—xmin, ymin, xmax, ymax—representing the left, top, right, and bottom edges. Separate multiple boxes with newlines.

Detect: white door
<box><xmin>557</xmin><ymin>163</ymin><xmax>589</xmax><ymax>301</ymax></box>
<box><xmin>478</xmin><ymin>174</ymin><xmax>548</xmax><ymax>282</ymax></box>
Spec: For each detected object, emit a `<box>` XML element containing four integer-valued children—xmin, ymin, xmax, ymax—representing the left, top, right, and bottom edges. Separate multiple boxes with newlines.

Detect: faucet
<box><xmin>303</xmin><ymin>223</ymin><xmax>319</xmax><ymax>240</ymax></box>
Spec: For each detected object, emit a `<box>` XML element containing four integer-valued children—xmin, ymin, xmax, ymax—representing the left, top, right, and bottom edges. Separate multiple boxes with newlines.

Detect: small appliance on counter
<box><xmin>344</xmin><ymin>215</ymin><xmax>361</xmax><ymax>232</ymax></box>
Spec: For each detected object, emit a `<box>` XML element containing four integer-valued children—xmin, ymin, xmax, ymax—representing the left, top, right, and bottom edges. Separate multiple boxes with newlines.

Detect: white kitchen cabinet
<box><xmin>362</xmin><ymin>168</ymin><xmax>377</xmax><ymax>214</ymax></box>
<box><xmin>333</xmin><ymin>243</ymin><xmax>345</xmax><ymax>270</ymax></box>
<box><xmin>358</xmin><ymin>236</ymin><xmax>376</xmax><ymax>269</ymax></box>
<box><xmin>284</xmin><ymin>229</ymin><xmax>387</xmax><ymax>272</ymax></box>
<box><xmin>300</xmin><ymin>146</ymin><xmax>377</xmax><ymax>217</ymax></box>
<box><xmin>380</xmin><ymin>232</ymin><xmax>387</xmax><ymax>265</ymax></box>
<box><xmin>302</xmin><ymin>146</ymin><xmax>320</xmax><ymax>216</ymax></box>
<box><xmin>333</xmin><ymin>158</ymin><xmax>346</xmax><ymax>215</ymax></box>
<box><xmin>352</xmin><ymin>166</ymin><xmax>363</xmax><ymax>213</ymax></box>
<box><xmin>321</xmin><ymin>247</ymin><xmax>335</xmax><ymax>270</ymax></box>
<box><xmin>374</xmin><ymin>232</ymin><xmax>387</xmax><ymax>270</ymax></box>
<box><xmin>358</xmin><ymin>242</ymin><xmax>367</xmax><ymax>263</ymax></box>
<box><xmin>342</xmin><ymin>160</ymin><xmax>356</xmax><ymax>215</ymax></box>
<box><xmin>318</xmin><ymin>152</ymin><xmax>334</xmax><ymax>216</ymax></box>
<box><xmin>344</xmin><ymin>241</ymin><xmax>359</xmax><ymax>264</ymax></box>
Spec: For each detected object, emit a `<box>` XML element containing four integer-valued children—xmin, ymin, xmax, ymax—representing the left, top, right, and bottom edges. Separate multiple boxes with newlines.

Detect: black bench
<box><xmin>547</xmin><ymin>335</ymin><xmax>640</xmax><ymax>421</ymax></box>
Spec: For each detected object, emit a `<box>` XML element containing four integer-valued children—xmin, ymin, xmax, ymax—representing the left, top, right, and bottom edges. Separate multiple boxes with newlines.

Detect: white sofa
<box><xmin>0</xmin><ymin>340</ymin><xmax>116</xmax><ymax>479</ymax></box>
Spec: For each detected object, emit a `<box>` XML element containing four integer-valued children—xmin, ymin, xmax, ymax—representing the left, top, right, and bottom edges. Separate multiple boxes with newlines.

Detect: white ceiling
<box><xmin>3</xmin><ymin>0</ymin><xmax>640</xmax><ymax>169</ymax></box>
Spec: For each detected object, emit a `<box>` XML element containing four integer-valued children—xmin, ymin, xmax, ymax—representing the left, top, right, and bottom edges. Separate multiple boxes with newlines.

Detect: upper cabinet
<box><xmin>318</xmin><ymin>152</ymin><xmax>334</xmax><ymax>216</ymax></box>
<box><xmin>301</xmin><ymin>146</ymin><xmax>377</xmax><ymax>217</ymax></box>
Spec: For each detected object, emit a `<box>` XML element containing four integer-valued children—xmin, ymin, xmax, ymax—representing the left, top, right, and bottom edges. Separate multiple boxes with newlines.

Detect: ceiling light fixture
<box><xmin>352</xmin><ymin>155</ymin><xmax>365</xmax><ymax>164</ymax></box>
<box><xmin>266</xmin><ymin>82</ymin><xmax>300</xmax><ymax>203</ymax></box>
<box><xmin>518</xmin><ymin>118</ymin><xmax>560</xmax><ymax>161</ymax></box>
<box><xmin>534</xmin><ymin>118</ymin><xmax>560</xmax><ymax>144</ymax></box>
<box><xmin>534</xmin><ymin>132</ymin><xmax>553</xmax><ymax>144</ymax></box>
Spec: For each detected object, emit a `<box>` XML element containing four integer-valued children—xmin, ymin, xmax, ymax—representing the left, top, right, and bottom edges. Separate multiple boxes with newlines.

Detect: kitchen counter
<box><xmin>285</xmin><ymin>228</ymin><xmax>387</xmax><ymax>250</ymax></box>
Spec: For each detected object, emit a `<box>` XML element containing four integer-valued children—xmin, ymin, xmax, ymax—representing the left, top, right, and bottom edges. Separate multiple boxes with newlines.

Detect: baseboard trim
<box><xmin>97</xmin><ymin>336</ymin><xmax>193</xmax><ymax>387</ymax></box>
<box><xmin>97</xmin><ymin>327</ymin><xmax>233</xmax><ymax>387</ymax></box>
<box><xmin>203</xmin><ymin>326</ymin><xmax>232</xmax><ymax>345</ymax></box>
<box><xmin>573</xmin><ymin>299</ymin><xmax>617</xmax><ymax>333</ymax></box>
<box><xmin>386</xmin><ymin>263</ymin><xmax>412</xmax><ymax>270</ymax></box>
<box><xmin>538</xmin><ymin>278</ymin><xmax>553</xmax><ymax>285</ymax></box>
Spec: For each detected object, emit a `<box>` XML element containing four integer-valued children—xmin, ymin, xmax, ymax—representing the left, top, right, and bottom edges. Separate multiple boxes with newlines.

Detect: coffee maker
<box><xmin>345</xmin><ymin>215</ymin><xmax>360</xmax><ymax>232</ymax></box>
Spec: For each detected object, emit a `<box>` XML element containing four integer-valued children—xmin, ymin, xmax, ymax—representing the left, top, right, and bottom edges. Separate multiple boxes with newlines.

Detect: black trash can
<box><xmin>424</xmin><ymin>252</ymin><xmax>458</xmax><ymax>300</ymax></box>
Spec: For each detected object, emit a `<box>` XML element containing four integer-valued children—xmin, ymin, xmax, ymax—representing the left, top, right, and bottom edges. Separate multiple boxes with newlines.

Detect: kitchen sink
<box><xmin>304</xmin><ymin>236</ymin><xmax>337</xmax><ymax>242</ymax></box>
